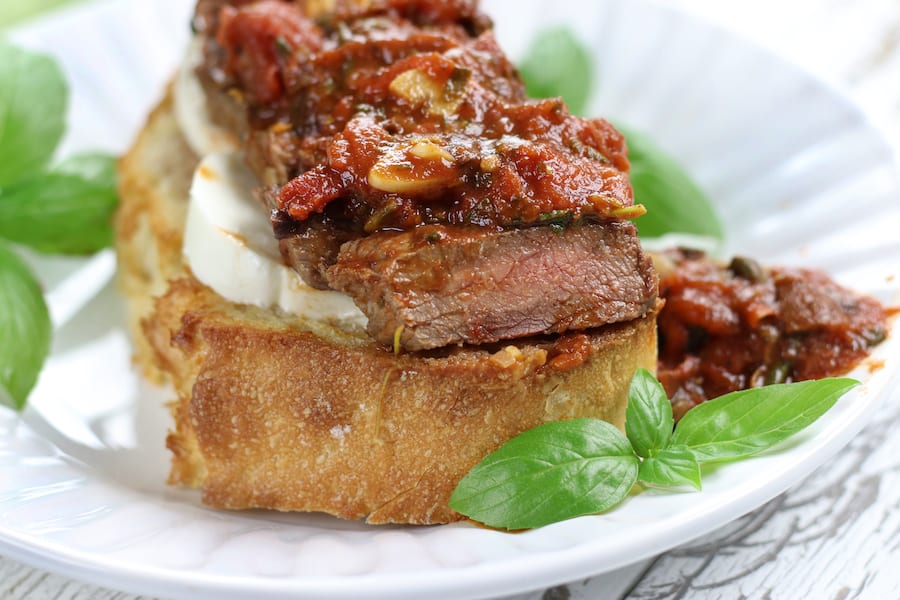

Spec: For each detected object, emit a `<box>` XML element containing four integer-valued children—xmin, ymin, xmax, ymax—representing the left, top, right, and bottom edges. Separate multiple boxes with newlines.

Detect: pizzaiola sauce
<box><xmin>203</xmin><ymin>0</ymin><xmax>640</xmax><ymax>233</ymax></box>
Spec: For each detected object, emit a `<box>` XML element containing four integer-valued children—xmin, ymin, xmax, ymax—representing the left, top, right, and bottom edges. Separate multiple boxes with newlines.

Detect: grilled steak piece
<box><xmin>326</xmin><ymin>221</ymin><xmax>658</xmax><ymax>351</ymax></box>
<box><xmin>197</xmin><ymin>0</ymin><xmax>639</xmax><ymax>244</ymax></box>
<box><xmin>273</xmin><ymin>211</ymin><xmax>357</xmax><ymax>290</ymax></box>
<box><xmin>195</xmin><ymin>1</ymin><xmax>652</xmax><ymax>352</ymax></box>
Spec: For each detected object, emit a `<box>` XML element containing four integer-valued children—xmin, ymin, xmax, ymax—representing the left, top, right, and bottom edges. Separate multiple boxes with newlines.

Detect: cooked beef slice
<box><xmin>326</xmin><ymin>221</ymin><xmax>658</xmax><ymax>350</ymax></box>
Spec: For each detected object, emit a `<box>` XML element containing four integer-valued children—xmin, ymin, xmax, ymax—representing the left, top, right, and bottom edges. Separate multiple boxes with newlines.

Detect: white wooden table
<box><xmin>2</xmin><ymin>0</ymin><xmax>899</xmax><ymax>598</ymax></box>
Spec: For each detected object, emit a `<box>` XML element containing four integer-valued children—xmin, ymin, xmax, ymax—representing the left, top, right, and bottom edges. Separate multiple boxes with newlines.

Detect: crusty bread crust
<box><xmin>116</xmin><ymin>93</ymin><xmax>658</xmax><ymax>524</ymax></box>
<box><xmin>116</xmin><ymin>88</ymin><xmax>197</xmax><ymax>383</ymax></box>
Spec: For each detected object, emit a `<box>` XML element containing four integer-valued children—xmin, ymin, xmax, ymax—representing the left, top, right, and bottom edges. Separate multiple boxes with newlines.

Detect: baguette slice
<box><xmin>115</xmin><ymin>92</ymin><xmax>658</xmax><ymax>524</ymax></box>
<box><xmin>116</xmin><ymin>89</ymin><xmax>197</xmax><ymax>383</ymax></box>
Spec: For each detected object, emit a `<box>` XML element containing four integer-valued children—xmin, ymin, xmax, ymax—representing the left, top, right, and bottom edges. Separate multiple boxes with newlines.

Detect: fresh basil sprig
<box><xmin>517</xmin><ymin>28</ymin><xmax>723</xmax><ymax>240</ymax></box>
<box><xmin>449</xmin><ymin>369</ymin><xmax>859</xmax><ymax>530</ymax></box>
<box><xmin>618</xmin><ymin>125</ymin><xmax>723</xmax><ymax>240</ymax></box>
<box><xmin>0</xmin><ymin>43</ymin><xmax>67</xmax><ymax>186</ymax></box>
<box><xmin>637</xmin><ymin>445</ymin><xmax>701</xmax><ymax>490</ymax></box>
<box><xmin>0</xmin><ymin>244</ymin><xmax>51</xmax><ymax>410</ymax></box>
<box><xmin>0</xmin><ymin>45</ymin><xmax>119</xmax><ymax>254</ymax></box>
<box><xmin>625</xmin><ymin>365</ymin><xmax>673</xmax><ymax>457</ymax></box>
<box><xmin>0</xmin><ymin>153</ymin><xmax>119</xmax><ymax>254</ymax></box>
<box><xmin>0</xmin><ymin>43</ymin><xmax>120</xmax><ymax>410</ymax></box>
<box><xmin>671</xmin><ymin>377</ymin><xmax>860</xmax><ymax>463</ymax></box>
<box><xmin>449</xmin><ymin>419</ymin><xmax>638</xmax><ymax>531</ymax></box>
<box><xmin>518</xmin><ymin>27</ymin><xmax>593</xmax><ymax>116</ymax></box>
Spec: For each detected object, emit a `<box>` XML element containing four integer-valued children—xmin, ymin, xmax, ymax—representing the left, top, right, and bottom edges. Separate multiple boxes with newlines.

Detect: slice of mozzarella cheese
<box><xmin>174</xmin><ymin>37</ymin><xmax>240</xmax><ymax>157</ymax></box>
<box><xmin>183</xmin><ymin>152</ymin><xmax>367</xmax><ymax>327</ymax></box>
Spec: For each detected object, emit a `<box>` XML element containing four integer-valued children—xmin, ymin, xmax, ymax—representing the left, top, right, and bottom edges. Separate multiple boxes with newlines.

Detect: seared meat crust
<box><xmin>327</xmin><ymin>221</ymin><xmax>658</xmax><ymax>350</ymax></box>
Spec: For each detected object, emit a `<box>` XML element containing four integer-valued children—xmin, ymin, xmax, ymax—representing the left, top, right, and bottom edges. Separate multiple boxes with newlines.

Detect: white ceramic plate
<box><xmin>3</xmin><ymin>1</ymin><xmax>900</xmax><ymax>599</ymax></box>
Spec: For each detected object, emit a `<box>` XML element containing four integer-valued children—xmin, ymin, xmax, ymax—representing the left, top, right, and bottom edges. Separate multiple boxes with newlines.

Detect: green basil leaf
<box><xmin>449</xmin><ymin>418</ymin><xmax>638</xmax><ymax>529</ymax></box>
<box><xmin>517</xmin><ymin>31</ymin><xmax>720</xmax><ymax>239</ymax></box>
<box><xmin>0</xmin><ymin>154</ymin><xmax>119</xmax><ymax>254</ymax></box>
<box><xmin>672</xmin><ymin>378</ymin><xmax>860</xmax><ymax>463</ymax></box>
<box><xmin>638</xmin><ymin>445</ymin><xmax>701</xmax><ymax>490</ymax></box>
<box><xmin>618</xmin><ymin>125</ymin><xmax>723</xmax><ymax>240</ymax></box>
<box><xmin>518</xmin><ymin>27</ymin><xmax>592</xmax><ymax>116</ymax></box>
<box><xmin>0</xmin><ymin>243</ymin><xmax>51</xmax><ymax>410</ymax></box>
<box><xmin>625</xmin><ymin>368</ymin><xmax>674</xmax><ymax>458</ymax></box>
<box><xmin>0</xmin><ymin>44</ymin><xmax>68</xmax><ymax>187</ymax></box>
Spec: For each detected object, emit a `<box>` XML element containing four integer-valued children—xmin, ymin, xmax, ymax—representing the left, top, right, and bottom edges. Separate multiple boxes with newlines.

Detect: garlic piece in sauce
<box><xmin>388</xmin><ymin>68</ymin><xmax>466</xmax><ymax>117</ymax></box>
<box><xmin>368</xmin><ymin>139</ymin><xmax>458</xmax><ymax>194</ymax></box>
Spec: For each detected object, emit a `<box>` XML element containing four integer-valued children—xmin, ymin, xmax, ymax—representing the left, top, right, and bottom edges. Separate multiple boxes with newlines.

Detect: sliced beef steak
<box><xmin>273</xmin><ymin>211</ymin><xmax>355</xmax><ymax>290</ymax></box>
<box><xmin>326</xmin><ymin>221</ymin><xmax>658</xmax><ymax>351</ymax></box>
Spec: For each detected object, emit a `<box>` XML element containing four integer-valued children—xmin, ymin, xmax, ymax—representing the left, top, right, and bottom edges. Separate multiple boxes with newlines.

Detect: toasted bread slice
<box><xmin>115</xmin><ymin>93</ymin><xmax>658</xmax><ymax>524</ymax></box>
<box><xmin>116</xmin><ymin>89</ymin><xmax>197</xmax><ymax>383</ymax></box>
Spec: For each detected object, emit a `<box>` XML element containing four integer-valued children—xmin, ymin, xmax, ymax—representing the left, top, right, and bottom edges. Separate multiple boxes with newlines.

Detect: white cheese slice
<box><xmin>183</xmin><ymin>152</ymin><xmax>367</xmax><ymax>326</ymax></box>
<box><xmin>174</xmin><ymin>37</ymin><xmax>240</xmax><ymax>157</ymax></box>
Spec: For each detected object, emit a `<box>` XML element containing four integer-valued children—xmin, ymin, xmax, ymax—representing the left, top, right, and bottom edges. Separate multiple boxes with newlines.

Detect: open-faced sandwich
<box><xmin>115</xmin><ymin>0</ymin><xmax>887</xmax><ymax>524</ymax></box>
<box><xmin>116</xmin><ymin>0</ymin><xmax>660</xmax><ymax>524</ymax></box>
